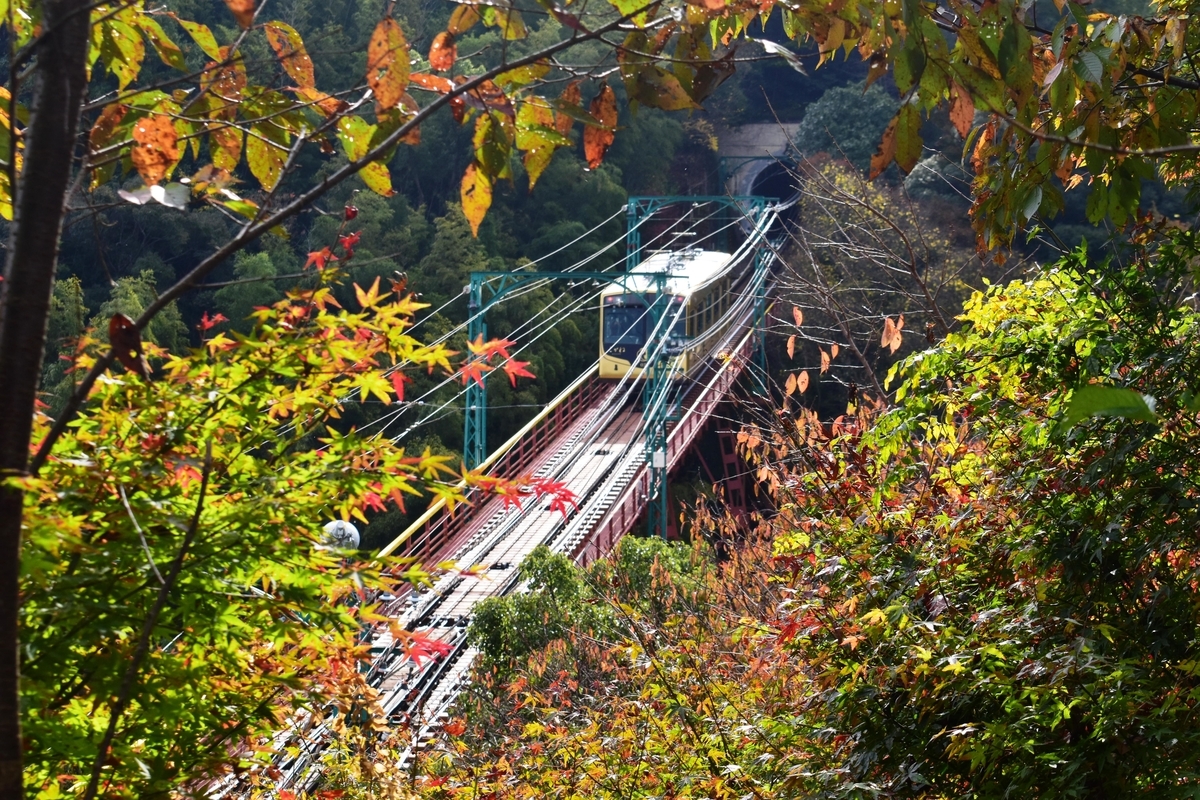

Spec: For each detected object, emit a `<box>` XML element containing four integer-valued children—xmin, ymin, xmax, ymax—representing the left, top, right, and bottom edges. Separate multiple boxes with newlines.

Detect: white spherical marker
<box><xmin>321</xmin><ymin>519</ymin><xmax>360</xmax><ymax>549</ymax></box>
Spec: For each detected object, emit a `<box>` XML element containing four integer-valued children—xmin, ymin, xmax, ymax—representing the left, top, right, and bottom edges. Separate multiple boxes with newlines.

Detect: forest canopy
<box><xmin>6</xmin><ymin>0</ymin><xmax>1200</xmax><ymax>796</ymax></box>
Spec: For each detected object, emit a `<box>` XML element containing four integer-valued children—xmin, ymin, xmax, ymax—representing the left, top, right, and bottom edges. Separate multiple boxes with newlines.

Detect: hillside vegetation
<box><xmin>7</xmin><ymin>0</ymin><xmax>1200</xmax><ymax>797</ymax></box>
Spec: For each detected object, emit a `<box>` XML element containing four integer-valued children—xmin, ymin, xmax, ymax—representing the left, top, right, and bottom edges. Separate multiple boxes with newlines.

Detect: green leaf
<box><xmin>895</xmin><ymin>104</ymin><xmax>923</xmax><ymax>173</ymax></box>
<box><xmin>100</xmin><ymin>19</ymin><xmax>145</xmax><ymax>90</ymax></box>
<box><xmin>220</xmin><ymin>198</ymin><xmax>260</xmax><ymax>219</ymax></box>
<box><xmin>337</xmin><ymin>115</ymin><xmax>375</xmax><ymax>161</ymax></box>
<box><xmin>998</xmin><ymin>18</ymin><xmax>1021</xmax><ymax>81</ymax></box>
<box><xmin>1020</xmin><ymin>184</ymin><xmax>1043</xmax><ymax>222</ymax></box>
<box><xmin>893</xmin><ymin>39</ymin><xmax>925</xmax><ymax>95</ymax></box>
<box><xmin>1075</xmin><ymin>51</ymin><xmax>1104</xmax><ymax>85</ymax></box>
<box><xmin>1061</xmin><ymin>385</ymin><xmax>1157</xmax><ymax>429</ymax></box>
<box><xmin>173</xmin><ymin>16</ymin><xmax>223</xmax><ymax>62</ymax></box>
<box><xmin>246</xmin><ymin>127</ymin><xmax>288</xmax><ymax>191</ymax></box>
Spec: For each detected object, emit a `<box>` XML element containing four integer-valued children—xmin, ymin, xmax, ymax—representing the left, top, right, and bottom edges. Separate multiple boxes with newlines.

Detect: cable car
<box><xmin>599</xmin><ymin>249</ymin><xmax>740</xmax><ymax>380</ymax></box>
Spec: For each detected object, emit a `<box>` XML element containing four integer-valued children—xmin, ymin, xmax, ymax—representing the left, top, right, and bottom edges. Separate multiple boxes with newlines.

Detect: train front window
<box><xmin>669</xmin><ymin>297</ymin><xmax>687</xmax><ymax>340</ymax></box>
<box><xmin>604</xmin><ymin>303</ymin><xmax>646</xmax><ymax>348</ymax></box>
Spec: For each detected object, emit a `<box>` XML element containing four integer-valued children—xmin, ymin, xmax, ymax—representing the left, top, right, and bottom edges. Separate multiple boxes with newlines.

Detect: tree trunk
<box><xmin>0</xmin><ymin>2</ymin><xmax>91</xmax><ymax>796</ymax></box>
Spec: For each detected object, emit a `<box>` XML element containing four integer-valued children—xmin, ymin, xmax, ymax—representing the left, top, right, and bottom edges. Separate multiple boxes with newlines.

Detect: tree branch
<box><xmin>31</xmin><ymin>8</ymin><xmax>647</xmax><ymax>473</ymax></box>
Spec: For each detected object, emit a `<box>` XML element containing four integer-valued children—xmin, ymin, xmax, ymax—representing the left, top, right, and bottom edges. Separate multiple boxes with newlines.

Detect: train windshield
<box><xmin>603</xmin><ymin>300</ymin><xmax>647</xmax><ymax>348</ymax></box>
<box><xmin>669</xmin><ymin>296</ymin><xmax>686</xmax><ymax>340</ymax></box>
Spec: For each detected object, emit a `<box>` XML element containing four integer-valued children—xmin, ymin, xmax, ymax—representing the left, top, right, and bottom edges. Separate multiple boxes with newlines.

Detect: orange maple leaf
<box><xmin>502</xmin><ymin>358</ymin><xmax>535</xmax><ymax>386</ymax></box>
<box><xmin>466</xmin><ymin>335</ymin><xmax>515</xmax><ymax>361</ymax></box>
<box><xmin>459</xmin><ymin>359</ymin><xmax>492</xmax><ymax>387</ymax></box>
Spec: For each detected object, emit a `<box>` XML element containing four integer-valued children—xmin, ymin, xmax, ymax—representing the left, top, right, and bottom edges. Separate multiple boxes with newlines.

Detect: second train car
<box><xmin>599</xmin><ymin>248</ymin><xmax>744</xmax><ymax>380</ymax></box>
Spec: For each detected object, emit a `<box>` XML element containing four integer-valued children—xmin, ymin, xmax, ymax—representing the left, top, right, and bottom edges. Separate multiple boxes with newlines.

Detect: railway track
<box><xmin>213</xmin><ymin>282</ymin><xmax>772</xmax><ymax>799</ymax></box>
<box><xmin>242</xmin><ymin>391</ymin><xmax>648</xmax><ymax>795</ymax></box>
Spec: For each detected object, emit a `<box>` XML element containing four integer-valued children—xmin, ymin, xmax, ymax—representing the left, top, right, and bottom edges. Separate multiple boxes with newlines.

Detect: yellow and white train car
<box><xmin>599</xmin><ymin>249</ymin><xmax>742</xmax><ymax>380</ymax></box>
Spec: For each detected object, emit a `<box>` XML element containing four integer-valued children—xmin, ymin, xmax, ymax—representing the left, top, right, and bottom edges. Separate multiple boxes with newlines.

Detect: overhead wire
<box><xmin>510</xmin><ymin>204</ymin><xmax>780</xmax><ymax>531</ymax></box>
<box><xmin>366</xmin><ymin>202</ymin><xmax>731</xmax><ymax>441</ymax></box>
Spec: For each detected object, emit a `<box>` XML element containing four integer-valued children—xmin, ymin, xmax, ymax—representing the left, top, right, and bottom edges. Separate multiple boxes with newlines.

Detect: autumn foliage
<box><xmin>407</xmin><ymin>230</ymin><xmax>1200</xmax><ymax>798</ymax></box>
<box><xmin>21</xmin><ymin>245</ymin><xmax>550</xmax><ymax>796</ymax></box>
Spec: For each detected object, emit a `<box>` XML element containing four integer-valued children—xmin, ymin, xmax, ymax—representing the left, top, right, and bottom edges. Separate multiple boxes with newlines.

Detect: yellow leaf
<box><xmin>798</xmin><ymin>370</ymin><xmax>810</xmax><ymax>393</ymax></box>
<box><xmin>785</xmin><ymin>373</ymin><xmax>796</xmax><ymax>396</ymax></box>
<box><xmin>361</xmin><ymin>161</ymin><xmax>395</xmax><ymax>197</ymax></box>
<box><xmin>461</xmin><ymin>163</ymin><xmax>492</xmax><ymax>236</ymax></box>
<box><xmin>355</xmin><ymin>276</ymin><xmax>383</xmax><ymax>309</ymax></box>
<box><xmin>820</xmin><ymin>348</ymin><xmax>830</xmax><ymax>374</ymax></box>
<box><xmin>786</xmin><ymin>334</ymin><xmax>795</xmax><ymax>359</ymax></box>
<box><xmin>792</xmin><ymin>305</ymin><xmax>803</xmax><ymax>327</ymax></box>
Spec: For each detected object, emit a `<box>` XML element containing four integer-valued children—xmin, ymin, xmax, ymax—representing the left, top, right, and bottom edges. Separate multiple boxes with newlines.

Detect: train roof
<box><xmin>601</xmin><ymin>249</ymin><xmax>734</xmax><ymax>297</ymax></box>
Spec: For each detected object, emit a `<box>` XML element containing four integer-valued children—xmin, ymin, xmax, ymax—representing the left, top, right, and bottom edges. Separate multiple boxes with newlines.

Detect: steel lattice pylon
<box><xmin>465</xmin><ymin>197</ymin><xmax>778</xmax><ymax>541</ymax></box>
<box><xmin>463</xmin><ymin>269</ymin><xmax>666</xmax><ymax>471</ymax></box>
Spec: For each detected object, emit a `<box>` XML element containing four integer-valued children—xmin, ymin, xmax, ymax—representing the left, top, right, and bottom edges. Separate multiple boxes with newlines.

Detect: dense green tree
<box><xmin>39</xmin><ymin>278</ymin><xmax>87</xmax><ymax>416</ymax></box>
<box><xmin>793</xmin><ymin>83</ymin><xmax>899</xmax><ymax>171</ymax></box>
<box><xmin>212</xmin><ymin>252</ymin><xmax>283</xmax><ymax>332</ymax></box>
<box><xmin>89</xmin><ymin>271</ymin><xmax>187</xmax><ymax>353</ymax></box>
<box><xmin>418</xmin><ymin>205</ymin><xmax>492</xmax><ymax>308</ymax></box>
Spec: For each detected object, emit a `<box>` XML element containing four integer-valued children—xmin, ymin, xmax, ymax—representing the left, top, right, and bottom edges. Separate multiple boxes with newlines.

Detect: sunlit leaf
<box><xmin>1062</xmin><ymin>385</ymin><xmax>1158</xmax><ymax>428</ymax></box>
<box><xmin>430</xmin><ymin>31</ymin><xmax>456</xmax><ymax>72</ymax></box>
<box><xmin>172</xmin><ymin>16</ymin><xmax>222</xmax><ymax>61</ymax></box>
<box><xmin>367</xmin><ymin>17</ymin><xmax>410</xmax><ymax>111</ymax></box>
<box><xmin>264</xmin><ymin>21</ymin><xmax>315</xmax><ymax>89</ymax></box>
<box><xmin>461</xmin><ymin>163</ymin><xmax>492</xmax><ymax>236</ymax></box>
<box><xmin>131</xmin><ymin>114</ymin><xmax>179</xmax><ymax>185</ymax></box>
<box><xmin>448</xmin><ymin>4</ymin><xmax>482</xmax><ymax>35</ymax></box>
<box><xmin>583</xmin><ymin>85</ymin><xmax>616</xmax><ymax>169</ymax></box>
<box><xmin>137</xmin><ymin>16</ymin><xmax>187</xmax><ymax>72</ymax></box>
<box><xmin>246</xmin><ymin>124</ymin><xmax>288</xmax><ymax>191</ymax></box>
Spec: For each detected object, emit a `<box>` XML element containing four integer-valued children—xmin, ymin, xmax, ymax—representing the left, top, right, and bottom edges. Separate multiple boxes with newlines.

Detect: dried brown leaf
<box><xmin>582</xmin><ymin>85</ymin><xmax>616</xmax><ymax>169</ymax></box>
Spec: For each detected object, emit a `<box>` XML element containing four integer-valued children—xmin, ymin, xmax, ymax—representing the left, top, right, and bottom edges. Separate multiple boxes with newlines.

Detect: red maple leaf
<box><xmin>390</xmin><ymin>370</ymin><xmax>409</xmax><ymax>402</ymax></box>
<box><xmin>361</xmin><ymin>490</ymin><xmax>387</xmax><ymax>513</ymax></box>
<box><xmin>466</xmin><ymin>335</ymin><xmax>515</xmax><ymax>361</ymax></box>
<box><xmin>305</xmin><ymin>246</ymin><xmax>337</xmax><ymax>270</ymax></box>
<box><xmin>198</xmin><ymin>311</ymin><xmax>228</xmax><ymax>332</ymax></box>
<box><xmin>502</xmin><ymin>358</ymin><xmax>535</xmax><ymax>387</ymax></box>
<box><xmin>403</xmin><ymin>630</ymin><xmax>453</xmax><ymax>665</ymax></box>
<box><xmin>528</xmin><ymin>477</ymin><xmax>577</xmax><ymax>516</ymax></box>
<box><xmin>339</xmin><ymin>231</ymin><xmax>362</xmax><ymax>256</ymax></box>
<box><xmin>459</xmin><ymin>359</ymin><xmax>492</xmax><ymax>387</ymax></box>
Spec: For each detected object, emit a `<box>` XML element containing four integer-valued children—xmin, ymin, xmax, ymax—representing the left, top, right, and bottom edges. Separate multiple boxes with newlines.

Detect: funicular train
<box><xmin>599</xmin><ymin>248</ymin><xmax>747</xmax><ymax>380</ymax></box>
